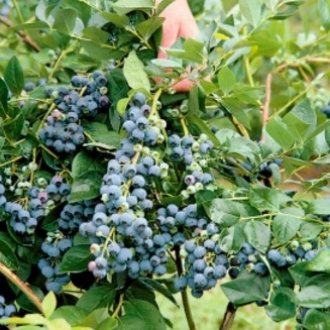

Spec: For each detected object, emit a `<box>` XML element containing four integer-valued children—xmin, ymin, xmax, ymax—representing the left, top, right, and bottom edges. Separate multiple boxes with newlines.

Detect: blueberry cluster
<box><xmin>4</xmin><ymin>202</ymin><xmax>38</xmax><ymax>236</ymax></box>
<box><xmin>23</xmin><ymin>79</ymin><xmax>47</xmax><ymax>92</ymax></box>
<box><xmin>0</xmin><ymin>295</ymin><xmax>16</xmax><ymax>319</ymax></box>
<box><xmin>227</xmin><ymin>243</ymin><xmax>268</xmax><ymax>279</ymax></box>
<box><xmin>0</xmin><ymin>0</ymin><xmax>12</xmax><ymax>16</ymax></box>
<box><xmin>45</xmin><ymin>175</ymin><xmax>71</xmax><ymax>203</ymax></box>
<box><xmin>39</xmin><ymin>109</ymin><xmax>85</xmax><ymax>154</ymax></box>
<box><xmin>39</xmin><ymin>71</ymin><xmax>110</xmax><ymax>154</ymax></box>
<box><xmin>175</xmin><ymin>238</ymin><xmax>227</xmax><ymax>298</ymax></box>
<box><xmin>80</xmin><ymin>94</ymin><xmax>172</xmax><ymax>279</ymax></box>
<box><xmin>38</xmin><ymin>233</ymin><xmax>72</xmax><ymax>293</ymax></box>
<box><xmin>168</xmin><ymin>133</ymin><xmax>214</xmax><ymax>199</ymax></box>
<box><xmin>267</xmin><ymin>241</ymin><xmax>318</xmax><ymax>268</ymax></box>
<box><xmin>58</xmin><ymin>200</ymin><xmax>95</xmax><ymax>233</ymax></box>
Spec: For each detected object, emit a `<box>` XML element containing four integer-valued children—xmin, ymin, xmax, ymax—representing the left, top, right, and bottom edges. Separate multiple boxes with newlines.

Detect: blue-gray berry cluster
<box><xmin>39</xmin><ymin>71</ymin><xmax>110</xmax><ymax>154</ymax></box>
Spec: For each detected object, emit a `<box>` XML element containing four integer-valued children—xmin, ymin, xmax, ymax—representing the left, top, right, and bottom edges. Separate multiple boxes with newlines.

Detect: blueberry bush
<box><xmin>0</xmin><ymin>0</ymin><xmax>330</xmax><ymax>329</ymax></box>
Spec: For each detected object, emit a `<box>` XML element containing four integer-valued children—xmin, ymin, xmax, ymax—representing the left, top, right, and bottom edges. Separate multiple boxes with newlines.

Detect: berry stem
<box><xmin>219</xmin><ymin>302</ymin><xmax>236</xmax><ymax>330</ymax></box>
<box><xmin>180</xmin><ymin>118</ymin><xmax>189</xmax><ymax>136</ymax></box>
<box><xmin>112</xmin><ymin>293</ymin><xmax>124</xmax><ymax>318</ymax></box>
<box><xmin>0</xmin><ymin>156</ymin><xmax>23</xmax><ymax>169</ymax></box>
<box><xmin>174</xmin><ymin>246</ymin><xmax>196</xmax><ymax>330</ymax></box>
<box><xmin>0</xmin><ymin>262</ymin><xmax>43</xmax><ymax>313</ymax></box>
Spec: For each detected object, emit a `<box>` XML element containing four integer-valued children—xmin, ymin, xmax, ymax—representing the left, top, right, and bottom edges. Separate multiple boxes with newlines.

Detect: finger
<box><xmin>158</xmin><ymin>22</ymin><xmax>179</xmax><ymax>59</ymax></box>
<box><xmin>172</xmin><ymin>78</ymin><xmax>195</xmax><ymax>92</ymax></box>
<box><xmin>179</xmin><ymin>18</ymin><xmax>199</xmax><ymax>39</ymax></box>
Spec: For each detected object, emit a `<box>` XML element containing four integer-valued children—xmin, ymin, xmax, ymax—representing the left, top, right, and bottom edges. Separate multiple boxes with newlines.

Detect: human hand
<box><xmin>157</xmin><ymin>0</ymin><xmax>199</xmax><ymax>92</ymax></box>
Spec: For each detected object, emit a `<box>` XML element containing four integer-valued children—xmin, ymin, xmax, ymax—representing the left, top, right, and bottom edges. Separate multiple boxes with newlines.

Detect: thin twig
<box><xmin>0</xmin><ymin>15</ymin><xmax>40</xmax><ymax>52</ymax></box>
<box><xmin>174</xmin><ymin>247</ymin><xmax>196</xmax><ymax>330</ymax></box>
<box><xmin>0</xmin><ymin>262</ymin><xmax>43</xmax><ymax>313</ymax></box>
<box><xmin>219</xmin><ymin>302</ymin><xmax>237</xmax><ymax>330</ymax></box>
<box><xmin>261</xmin><ymin>73</ymin><xmax>272</xmax><ymax>141</ymax></box>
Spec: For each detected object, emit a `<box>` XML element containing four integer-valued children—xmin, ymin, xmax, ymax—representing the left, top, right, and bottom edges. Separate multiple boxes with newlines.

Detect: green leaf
<box><xmin>239</xmin><ymin>0</ymin><xmax>262</xmax><ymax>27</ymax></box>
<box><xmin>83</xmin><ymin>27</ymin><xmax>109</xmax><ymax>43</ymax></box>
<box><xmin>117</xmin><ymin>97</ymin><xmax>130</xmax><ymax>116</ymax></box>
<box><xmin>303</xmin><ymin>309</ymin><xmax>330</xmax><ymax>330</ymax></box>
<box><xmin>72</xmin><ymin>151</ymin><xmax>105</xmax><ymax>180</ymax></box>
<box><xmin>296</xmin><ymin>282</ymin><xmax>330</xmax><ymax>308</ymax></box>
<box><xmin>319</xmin><ymin>0</ymin><xmax>330</xmax><ymax>30</ymax></box>
<box><xmin>113</xmin><ymin>0</ymin><xmax>154</xmax><ymax>15</ymax></box>
<box><xmin>138</xmin><ymin>278</ymin><xmax>178</xmax><ymax>306</ymax></box>
<box><xmin>249</xmin><ymin>187</ymin><xmax>290</xmax><ymax>212</ymax></box>
<box><xmin>0</xmin><ymin>78</ymin><xmax>8</xmax><ymax>117</ymax></box>
<box><xmin>84</xmin><ymin>122</ymin><xmax>121</xmax><ymax>149</ymax></box>
<box><xmin>50</xmin><ymin>306</ymin><xmax>87</xmax><ymax>326</ymax></box>
<box><xmin>68</xmin><ymin>176</ymin><xmax>103</xmax><ymax>203</ymax></box>
<box><xmin>306</xmin><ymin>249</ymin><xmax>330</xmax><ymax>273</ymax></box>
<box><xmin>4</xmin><ymin>56</ymin><xmax>24</xmax><ymax>96</ymax></box>
<box><xmin>123</xmin><ymin>51</ymin><xmax>150</xmax><ymax>92</ymax></box>
<box><xmin>266</xmin><ymin>288</ymin><xmax>296</xmax><ymax>322</ymax></box>
<box><xmin>0</xmin><ymin>239</ymin><xmax>18</xmax><ymax>270</ymax></box>
<box><xmin>137</xmin><ymin>17</ymin><xmax>164</xmax><ymax>42</ymax></box>
<box><xmin>217</xmin><ymin>66</ymin><xmax>236</xmax><ymax>94</ymax></box>
<box><xmin>77</xmin><ymin>286</ymin><xmax>116</xmax><ymax>314</ymax></box>
<box><xmin>58</xmin><ymin>245</ymin><xmax>91</xmax><ymax>273</ymax></box>
<box><xmin>96</xmin><ymin>317</ymin><xmax>118</xmax><ymax>330</ymax></box>
<box><xmin>283</xmin><ymin>100</ymin><xmax>316</xmax><ymax>140</ymax></box>
<box><xmin>266</xmin><ymin>116</ymin><xmax>296</xmax><ymax>150</ymax></box>
<box><xmin>156</xmin><ymin>0</ymin><xmax>175</xmax><ymax>14</ymax></box>
<box><xmin>209</xmin><ymin>199</ymin><xmax>258</xmax><ymax>227</ymax></box>
<box><xmin>42</xmin><ymin>292</ymin><xmax>57</xmax><ymax>318</ymax></box>
<box><xmin>219</xmin><ymin>223</ymin><xmax>246</xmax><ymax>253</ymax></box>
<box><xmin>244</xmin><ymin>220</ymin><xmax>271</xmax><ymax>253</ymax></box>
<box><xmin>101</xmin><ymin>12</ymin><xmax>130</xmax><ymax>28</ymax></box>
<box><xmin>118</xmin><ymin>299</ymin><xmax>166</xmax><ymax>330</ymax></box>
<box><xmin>309</xmin><ymin>198</ymin><xmax>330</xmax><ymax>215</ymax></box>
<box><xmin>272</xmin><ymin>207</ymin><xmax>303</xmax><ymax>244</ymax></box>
<box><xmin>221</xmin><ymin>271</ymin><xmax>270</xmax><ymax>305</ymax></box>
<box><xmin>53</xmin><ymin>8</ymin><xmax>81</xmax><ymax>35</ymax></box>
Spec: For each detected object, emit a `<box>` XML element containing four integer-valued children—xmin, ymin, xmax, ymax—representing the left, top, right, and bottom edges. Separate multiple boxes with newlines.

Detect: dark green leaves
<box><xmin>118</xmin><ymin>299</ymin><xmax>167</xmax><ymax>330</ymax></box>
<box><xmin>272</xmin><ymin>208</ymin><xmax>303</xmax><ymax>244</ymax></box>
<box><xmin>58</xmin><ymin>245</ymin><xmax>91</xmax><ymax>273</ymax></box>
<box><xmin>221</xmin><ymin>271</ymin><xmax>270</xmax><ymax>306</ymax></box>
<box><xmin>113</xmin><ymin>0</ymin><xmax>154</xmax><ymax>15</ymax></box>
<box><xmin>244</xmin><ymin>220</ymin><xmax>271</xmax><ymax>253</ymax></box>
<box><xmin>123</xmin><ymin>51</ymin><xmax>151</xmax><ymax>92</ymax></box>
<box><xmin>83</xmin><ymin>122</ymin><xmax>121</xmax><ymax>149</ymax></box>
<box><xmin>77</xmin><ymin>286</ymin><xmax>116</xmax><ymax>314</ymax></box>
<box><xmin>249</xmin><ymin>187</ymin><xmax>290</xmax><ymax>212</ymax></box>
<box><xmin>266</xmin><ymin>288</ymin><xmax>296</xmax><ymax>322</ymax></box>
<box><xmin>69</xmin><ymin>152</ymin><xmax>105</xmax><ymax>203</ymax></box>
<box><xmin>0</xmin><ymin>78</ymin><xmax>8</xmax><ymax>117</ymax></box>
<box><xmin>209</xmin><ymin>199</ymin><xmax>257</xmax><ymax>227</ymax></box>
<box><xmin>4</xmin><ymin>56</ymin><xmax>24</xmax><ymax>96</ymax></box>
<box><xmin>0</xmin><ymin>237</ymin><xmax>18</xmax><ymax>270</ymax></box>
<box><xmin>217</xmin><ymin>66</ymin><xmax>236</xmax><ymax>94</ymax></box>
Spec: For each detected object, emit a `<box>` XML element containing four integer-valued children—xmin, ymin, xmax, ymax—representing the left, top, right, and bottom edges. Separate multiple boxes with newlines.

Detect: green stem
<box><xmin>12</xmin><ymin>0</ymin><xmax>24</xmax><ymax>23</ymax></box>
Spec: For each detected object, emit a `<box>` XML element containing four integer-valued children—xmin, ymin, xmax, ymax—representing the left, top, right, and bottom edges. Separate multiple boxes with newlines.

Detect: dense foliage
<box><xmin>0</xmin><ymin>0</ymin><xmax>330</xmax><ymax>329</ymax></box>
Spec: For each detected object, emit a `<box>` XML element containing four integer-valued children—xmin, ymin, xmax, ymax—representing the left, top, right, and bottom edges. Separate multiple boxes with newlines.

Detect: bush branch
<box><xmin>219</xmin><ymin>302</ymin><xmax>237</xmax><ymax>330</ymax></box>
<box><xmin>0</xmin><ymin>15</ymin><xmax>40</xmax><ymax>52</ymax></box>
<box><xmin>174</xmin><ymin>247</ymin><xmax>196</xmax><ymax>330</ymax></box>
<box><xmin>0</xmin><ymin>262</ymin><xmax>43</xmax><ymax>313</ymax></box>
<box><xmin>261</xmin><ymin>73</ymin><xmax>272</xmax><ymax>141</ymax></box>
